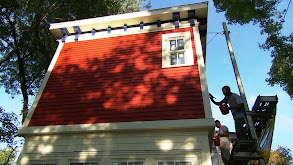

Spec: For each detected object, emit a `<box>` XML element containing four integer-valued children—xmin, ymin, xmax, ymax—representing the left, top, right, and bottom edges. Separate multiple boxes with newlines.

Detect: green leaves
<box><xmin>0</xmin><ymin>147</ymin><xmax>17</xmax><ymax>165</ymax></box>
<box><xmin>213</xmin><ymin>0</ymin><xmax>293</xmax><ymax>98</ymax></box>
<box><xmin>0</xmin><ymin>0</ymin><xmax>150</xmax><ymax>122</ymax></box>
<box><xmin>213</xmin><ymin>0</ymin><xmax>277</xmax><ymax>25</ymax></box>
<box><xmin>268</xmin><ymin>145</ymin><xmax>293</xmax><ymax>165</ymax></box>
<box><xmin>0</xmin><ymin>107</ymin><xmax>18</xmax><ymax>145</ymax></box>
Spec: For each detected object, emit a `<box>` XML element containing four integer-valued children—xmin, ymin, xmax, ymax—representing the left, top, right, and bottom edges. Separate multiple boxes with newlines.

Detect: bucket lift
<box><xmin>221</xmin><ymin>22</ymin><xmax>279</xmax><ymax>165</ymax></box>
<box><xmin>228</xmin><ymin>95</ymin><xmax>278</xmax><ymax>165</ymax></box>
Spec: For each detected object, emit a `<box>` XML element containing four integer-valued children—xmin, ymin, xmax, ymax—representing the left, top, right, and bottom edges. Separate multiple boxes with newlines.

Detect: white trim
<box><xmin>111</xmin><ymin>160</ymin><xmax>144</xmax><ymax>165</ymax></box>
<box><xmin>49</xmin><ymin>2</ymin><xmax>208</xmax><ymax>38</ymax></box>
<box><xmin>22</xmin><ymin>41</ymin><xmax>64</xmax><ymax>127</ymax></box>
<box><xmin>28</xmin><ymin>162</ymin><xmax>57</xmax><ymax>165</ymax></box>
<box><xmin>18</xmin><ymin>118</ymin><xmax>215</xmax><ymax>135</ymax></box>
<box><xmin>60</xmin><ymin>21</ymin><xmax>197</xmax><ymax>43</ymax></box>
<box><xmin>69</xmin><ymin>161</ymin><xmax>99</xmax><ymax>165</ymax></box>
<box><xmin>161</xmin><ymin>31</ymin><xmax>194</xmax><ymax>68</ymax></box>
<box><xmin>192</xmin><ymin>26</ymin><xmax>213</xmax><ymax>119</ymax></box>
<box><xmin>157</xmin><ymin>160</ymin><xmax>193</xmax><ymax>165</ymax></box>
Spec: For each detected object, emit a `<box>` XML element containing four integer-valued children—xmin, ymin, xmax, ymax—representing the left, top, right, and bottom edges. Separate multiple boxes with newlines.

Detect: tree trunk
<box><xmin>10</xmin><ymin>20</ymin><xmax>29</xmax><ymax>124</ymax></box>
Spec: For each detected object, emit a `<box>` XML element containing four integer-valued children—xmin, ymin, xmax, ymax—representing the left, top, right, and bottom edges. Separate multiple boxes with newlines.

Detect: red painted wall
<box><xmin>28</xmin><ymin>27</ymin><xmax>205</xmax><ymax>126</ymax></box>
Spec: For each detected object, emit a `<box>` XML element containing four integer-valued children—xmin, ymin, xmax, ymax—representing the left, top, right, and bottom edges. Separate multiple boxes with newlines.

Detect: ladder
<box><xmin>228</xmin><ymin>95</ymin><xmax>278</xmax><ymax>165</ymax></box>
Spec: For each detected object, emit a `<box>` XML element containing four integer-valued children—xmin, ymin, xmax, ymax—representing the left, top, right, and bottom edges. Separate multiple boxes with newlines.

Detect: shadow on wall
<box><xmin>28</xmin><ymin>27</ymin><xmax>205</xmax><ymax>126</ymax></box>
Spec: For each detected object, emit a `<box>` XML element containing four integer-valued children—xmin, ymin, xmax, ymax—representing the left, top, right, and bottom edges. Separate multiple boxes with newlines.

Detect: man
<box><xmin>215</xmin><ymin>120</ymin><xmax>230</xmax><ymax>165</ymax></box>
<box><xmin>210</xmin><ymin>86</ymin><xmax>246</xmax><ymax>140</ymax></box>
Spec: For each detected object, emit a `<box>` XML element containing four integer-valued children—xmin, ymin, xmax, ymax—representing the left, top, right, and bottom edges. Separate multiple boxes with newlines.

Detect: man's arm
<box><xmin>227</xmin><ymin>103</ymin><xmax>244</xmax><ymax>110</ymax></box>
<box><xmin>209</xmin><ymin>93</ymin><xmax>223</xmax><ymax>106</ymax></box>
<box><xmin>218</xmin><ymin>130</ymin><xmax>229</xmax><ymax>137</ymax></box>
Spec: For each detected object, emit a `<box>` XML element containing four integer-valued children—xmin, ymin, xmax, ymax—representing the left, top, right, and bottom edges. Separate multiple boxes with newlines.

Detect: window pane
<box><xmin>30</xmin><ymin>163</ymin><xmax>57</xmax><ymax>165</ymax></box>
<box><xmin>175</xmin><ymin>162</ymin><xmax>192</xmax><ymax>165</ymax></box>
<box><xmin>170</xmin><ymin>54</ymin><xmax>177</xmax><ymax>65</ymax></box>
<box><xmin>112</xmin><ymin>162</ymin><xmax>127</xmax><ymax>165</ymax></box>
<box><xmin>178</xmin><ymin>53</ymin><xmax>185</xmax><ymax>64</ymax></box>
<box><xmin>158</xmin><ymin>162</ymin><xmax>174</xmax><ymax>165</ymax></box>
<box><xmin>129</xmin><ymin>162</ymin><xmax>143</xmax><ymax>165</ymax></box>
<box><xmin>177</xmin><ymin>39</ymin><xmax>184</xmax><ymax>50</ymax></box>
<box><xmin>170</xmin><ymin>40</ymin><xmax>176</xmax><ymax>51</ymax></box>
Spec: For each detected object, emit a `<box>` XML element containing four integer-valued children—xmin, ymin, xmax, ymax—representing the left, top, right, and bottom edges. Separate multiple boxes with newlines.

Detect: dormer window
<box><xmin>162</xmin><ymin>31</ymin><xmax>194</xmax><ymax>68</ymax></box>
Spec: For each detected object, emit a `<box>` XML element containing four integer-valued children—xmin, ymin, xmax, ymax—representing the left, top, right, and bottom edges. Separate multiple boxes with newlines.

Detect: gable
<box><xmin>28</xmin><ymin>27</ymin><xmax>205</xmax><ymax>126</ymax></box>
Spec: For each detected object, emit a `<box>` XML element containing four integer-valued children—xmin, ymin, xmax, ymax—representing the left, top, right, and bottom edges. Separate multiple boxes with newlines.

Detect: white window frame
<box><xmin>29</xmin><ymin>162</ymin><xmax>57</xmax><ymax>165</ymax></box>
<box><xmin>162</xmin><ymin>31</ymin><xmax>194</xmax><ymax>68</ymax></box>
<box><xmin>111</xmin><ymin>160</ymin><xmax>144</xmax><ymax>165</ymax></box>
<box><xmin>157</xmin><ymin>160</ymin><xmax>193</xmax><ymax>165</ymax></box>
<box><xmin>69</xmin><ymin>162</ymin><xmax>99</xmax><ymax>165</ymax></box>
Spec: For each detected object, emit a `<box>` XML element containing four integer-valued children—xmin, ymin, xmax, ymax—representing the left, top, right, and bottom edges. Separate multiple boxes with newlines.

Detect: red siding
<box><xmin>28</xmin><ymin>27</ymin><xmax>205</xmax><ymax>126</ymax></box>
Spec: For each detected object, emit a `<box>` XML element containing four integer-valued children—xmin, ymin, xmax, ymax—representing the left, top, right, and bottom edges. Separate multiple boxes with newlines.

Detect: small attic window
<box><xmin>162</xmin><ymin>31</ymin><xmax>194</xmax><ymax>68</ymax></box>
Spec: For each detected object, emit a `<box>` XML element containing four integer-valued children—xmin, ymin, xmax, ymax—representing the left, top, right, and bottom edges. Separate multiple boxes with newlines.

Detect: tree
<box><xmin>268</xmin><ymin>145</ymin><xmax>293</xmax><ymax>165</ymax></box>
<box><xmin>0</xmin><ymin>147</ymin><xmax>17</xmax><ymax>165</ymax></box>
<box><xmin>0</xmin><ymin>106</ymin><xmax>19</xmax><ymax>165</ymax></box>
<box><xmin>213</xmin><ymin>0</ymin><xmax>293</xmax><ymax>98</ymax></box>
<box><xmin>0</xmin><ymin>0</ymin><xmax>150</xmax><ymax>123</ymax></box>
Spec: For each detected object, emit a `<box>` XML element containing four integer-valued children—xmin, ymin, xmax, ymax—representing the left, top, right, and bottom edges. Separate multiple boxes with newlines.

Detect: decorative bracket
<box><xmin>91</xmin><ymin>29</ymin><xmax>96</xmax><ymax>36</ymax></box>
<box><xmin>140</xmin><ymin>22</ymin><xmax>144</xmax><ymax>30</ymax></box>
<box><xmin>157</xmin><ymin>20</ymin><xmax>161</xmax><ymax>28</ymax></box>
<box><xmin>73</xmin><ymin>26</ymin><xmax>82</xmax><ymax>41</ymax></box>
<box><xmin>60</xmin><ymin>28</ymin><xmax>69</xmax><ymax>43</ymax></box>
<box><xmin>173</xmin><ymin>12</ymin><xmax>180</xmax><ymax>29</ymax></box>
<box><xmin>107</xmin><ymin>26</ymin><xmax>111</xmax><ymax>34</ymax></box>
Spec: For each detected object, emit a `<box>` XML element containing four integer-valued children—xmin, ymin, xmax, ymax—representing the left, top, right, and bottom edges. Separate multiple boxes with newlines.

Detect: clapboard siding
<box><xmin>22</xmin><ymin>130</ymin><xmax>208</xmax><ymax>153</ymax></box>
<box><xmin>28</xmin><ymin>27</ymin><xmax>205</xmax><ymax>126</ymax></box>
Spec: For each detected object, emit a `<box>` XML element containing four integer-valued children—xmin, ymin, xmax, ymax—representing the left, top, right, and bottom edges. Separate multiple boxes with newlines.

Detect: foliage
<box><xmin>0</xmin><ymin>147</ymin><xmax>17</xmax><ymax>165</ymax></box>
<box><xmin>0</xmin><ymin>106</ymin><xmax>18</xmax><ymax>144</ymax></box>
<box><xmin>0</xmin><ymin>106</ymin><xmax>19</xmax><ymax>165</ymax></box>
<box><xmin>0</xmin><ymin>0</ymin><xmax>150</xmax><ymax>122</ymax></box>
<box><xmin>213</xmin><ymin>0</ymin><xmax>293</xmax><ymax>98</ymax></box>
<box><xmin>268</xmin><ymin>145</ymin><xmax>293</xmax><ymax>165</ymax></box>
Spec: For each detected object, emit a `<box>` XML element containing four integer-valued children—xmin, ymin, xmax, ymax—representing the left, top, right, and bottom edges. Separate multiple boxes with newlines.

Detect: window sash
<box><xmin>170</xmin><ymin>39</ymin><xmax>184</xmax><ymax>51</ymax></box>
<box><xmin>30</xmin><ymin>163</ymin><xmax>57</xmax><ymax>165</ymax></box>
<box><xmin>158</xmin><ymin>162</ymin><xmax>192</xmax><ymax>165</ymax></box>
<box><xmin>112</xmin><ymin>162</ymin><xmax>143</xmax><ymax>165</ymax></box>
<box><xmin>170</xmin><ymin>53</ymin><xmax>185</xmax><ymax>65</ymax></box>
<box><xmin>70</xmin><ymin>163</ymin><xmax>98</xmax><ymax>165</ymax></box>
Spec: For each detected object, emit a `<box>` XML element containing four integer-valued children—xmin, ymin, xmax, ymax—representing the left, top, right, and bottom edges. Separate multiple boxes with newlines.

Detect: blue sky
<box><xmin>149</xmin><ymin>0</ymin><xmax>293</xmax><ymax>151</ymax></box>
<box><xmin>0</xmin><ymin>0</ymin><xmax>292</xmax><ymax>152</ymax></box>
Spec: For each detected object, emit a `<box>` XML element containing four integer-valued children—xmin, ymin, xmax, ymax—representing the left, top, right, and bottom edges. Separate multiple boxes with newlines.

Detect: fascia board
<box><xmin>49</xmin><ymin>2</ymin><xmax>208</xmax><ymax>38</ymax></box>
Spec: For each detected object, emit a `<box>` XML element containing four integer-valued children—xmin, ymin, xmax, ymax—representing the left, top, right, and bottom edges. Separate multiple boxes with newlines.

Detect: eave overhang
<box><xmin>49</xmin><ymin>1</ymin><xmax>208</xmax><ymax>56</ymax></box>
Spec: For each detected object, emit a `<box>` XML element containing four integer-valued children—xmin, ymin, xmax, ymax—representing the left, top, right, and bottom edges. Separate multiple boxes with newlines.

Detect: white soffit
<box><xmin>49</xmin><ymin>1</ymin><xmax>208</xmax><ymax>39</ymax></box>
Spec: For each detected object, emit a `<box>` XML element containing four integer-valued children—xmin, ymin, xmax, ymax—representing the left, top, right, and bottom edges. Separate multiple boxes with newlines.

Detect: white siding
<box><xmin>17</xmin><ymin>129</ymin><xmax>212</xmax><ymax>165</ymax></box>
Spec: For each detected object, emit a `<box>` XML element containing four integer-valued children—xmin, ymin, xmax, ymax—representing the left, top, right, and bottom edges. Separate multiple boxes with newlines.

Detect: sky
<box><xmin>0</xmin><ymin>0</ymin><xmax>292</xmax><ymax>153</ymax></box>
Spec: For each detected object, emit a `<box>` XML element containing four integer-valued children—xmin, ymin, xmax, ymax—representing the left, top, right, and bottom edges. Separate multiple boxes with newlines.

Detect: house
<box><xmin>17</xmin><ymin>2</ymin><xmax>215</xmax><ymax>165</ymax></box>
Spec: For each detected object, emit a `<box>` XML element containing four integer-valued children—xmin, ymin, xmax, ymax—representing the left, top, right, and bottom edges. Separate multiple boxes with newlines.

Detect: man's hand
<box><xmin>209</xmin><ymin>93</ymin><xmax>215</xmax><ymax>100</ymax></box>
<box><xmin>223</xmin><ymin>105</ymin><xmax>230</xmax><ymax>111</ymax></box>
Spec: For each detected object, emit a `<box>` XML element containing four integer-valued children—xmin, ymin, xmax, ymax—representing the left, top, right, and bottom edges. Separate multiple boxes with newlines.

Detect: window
<box><xmin>162</xmin><ymin>31</ymin><xmax>194</xmax><ymax>68</ymax></box>
<box><xmin>112</xmin><ymin>162</ymin><xmax>143</xmax><ymax>165</ymax></box>
<box><xmin>158</xmin><ymin>162</ymin><xmax>192</xmax><ymax>165</ymax></box>
<box><xmin>70</xmin><ymin>163</ymin><xmax>98</xmax><ymax>165</ymax></box>
<box><xmin>29</xmin><ymin>163</ymin><xmax>57</xmax><ymax>165</ymax></box>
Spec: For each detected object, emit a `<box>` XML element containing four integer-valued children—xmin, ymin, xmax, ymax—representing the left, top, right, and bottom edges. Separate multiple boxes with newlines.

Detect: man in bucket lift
<box><xmin>210</xmin><ymin>86</ymin><xmax>246</xmax><ymax>140</ymax></box>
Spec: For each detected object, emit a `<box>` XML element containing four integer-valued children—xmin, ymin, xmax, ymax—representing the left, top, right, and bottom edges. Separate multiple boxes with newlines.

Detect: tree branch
<box><xmin>0</xmin><ymin>0</ymin><xmax>65</xmax><ymax>66</ymax></box>
<box><xmin>0</xmin><ymin>50</ymin><xmax>14</xmax><ymax>64</ymax></box>
<box><xmin>3</xmin><ymin>146</ymin><xmax>17</xmax><ymax>165</ymax></box>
